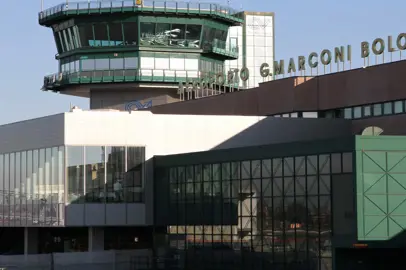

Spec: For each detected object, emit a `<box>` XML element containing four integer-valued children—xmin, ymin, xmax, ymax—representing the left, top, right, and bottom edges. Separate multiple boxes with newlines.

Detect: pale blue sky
<box><xmin>0</xmin><ymin>0</ymin><xmax>404</xmax><ymax>124</ymax></box>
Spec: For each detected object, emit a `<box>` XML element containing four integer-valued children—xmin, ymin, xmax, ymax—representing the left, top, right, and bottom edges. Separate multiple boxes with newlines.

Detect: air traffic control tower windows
<box><xmin>139</xmin><ymin>22</ymin><xmax>202</xmax><ymax>48</ymax></box>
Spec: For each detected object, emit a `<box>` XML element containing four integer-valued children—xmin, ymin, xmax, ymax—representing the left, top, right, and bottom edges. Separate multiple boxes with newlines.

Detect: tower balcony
<box><xmin>38</xmin><ymin>0</ymin><xmax>244</xmax><ymax>26</ymax></box>
<box><xmin>202</xmin><ymin>39</ymin><xmax>239</xmax><ymax>59</ymax></box>
<box><xmin>42</xmin><ymin>69</ymin><xmax>206</xmax><ymax>92</ymax></box>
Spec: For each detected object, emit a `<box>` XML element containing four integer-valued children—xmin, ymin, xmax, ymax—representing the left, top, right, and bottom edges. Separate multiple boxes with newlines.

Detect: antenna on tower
<box><xmin>41</xmin><ymin>0</ymin><xmax>44</xmax><ymax>11</ymax></box>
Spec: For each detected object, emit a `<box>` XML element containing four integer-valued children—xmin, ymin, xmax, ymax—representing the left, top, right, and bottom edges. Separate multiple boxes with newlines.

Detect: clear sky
<box><xmin>0</xmin><ymin>0</ymin><xmax>404</xmax><ymax>124</ymax></box>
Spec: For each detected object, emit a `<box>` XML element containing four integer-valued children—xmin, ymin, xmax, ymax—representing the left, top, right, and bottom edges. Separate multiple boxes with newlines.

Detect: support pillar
<box><xmin>88</xmin><ymin>227</ymin><xmax>104</xmax><ymax>251</ymax></box>
<box><xmin>24</xmin><ymin>227</ymin><xmax>39</xmax><ymax>255</ymax></box>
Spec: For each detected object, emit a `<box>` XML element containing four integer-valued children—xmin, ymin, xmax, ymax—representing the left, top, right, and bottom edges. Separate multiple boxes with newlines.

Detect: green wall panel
<box><xmin>356</xmin><ymin>135</ymin><xmax>406</xmax><ymax>241</ymax></box>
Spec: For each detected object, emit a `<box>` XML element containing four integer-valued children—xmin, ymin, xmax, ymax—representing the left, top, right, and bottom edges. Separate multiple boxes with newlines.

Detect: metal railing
<box><xmin>38</xmin><ymin>0</ymin><xmax>244</xmax><ymax>23</ymax></box>
<box><xmin>42</xmin><ymin>69</ymin><xmax>239</xmax><ymax>90</ymax></box>
<box><xmin>43</xmin><ymin>69</ymin><xmax>201</xmax><ymax>89</ymax></box>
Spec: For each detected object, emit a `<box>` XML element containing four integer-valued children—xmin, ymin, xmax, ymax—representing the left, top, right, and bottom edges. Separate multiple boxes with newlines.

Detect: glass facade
<box><xmin>0</xmin><ymin>147</ymin><xmax>65</xmax><ymax>227</ymax></box>
<box><xmin>54</xmin><ymin>20</ymin><xmax>231</xmax><ymax>53</ymax></box>
<box><xmin>66</xmin><ymin>146</ymin><xmax>145</xmax><ymax>204</ymax></box>
<box><xmin>140</xmin><ymin>22</ymin><xmax>203</xmax><ymax>48</ymax></box>
<box><xmin>156</xmin><ymin>152</ymin><xmax>353</xmax><ymax>270</ymax></box>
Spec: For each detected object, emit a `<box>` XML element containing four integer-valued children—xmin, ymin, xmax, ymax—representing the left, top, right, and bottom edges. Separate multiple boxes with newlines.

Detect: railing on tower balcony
<box><xmin>42</xmin><ymin>69</ymin><xmax>200</xmax><ymax>90</ymax></box>
<box><xmin>38</xmin><ymin>0</ymin><xmax>244</xmax><ymax>23</ymax></box>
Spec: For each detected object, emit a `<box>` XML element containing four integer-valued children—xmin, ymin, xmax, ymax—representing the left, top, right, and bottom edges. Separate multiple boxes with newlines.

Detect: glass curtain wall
<box><xmin>159</xmin><ymin>152</ymin><xmax>353</xmax><ymax>270</ymax></box>
<box><xmin>0</xmin><ymin>147</ymin><xmax>65</xmax><ymax>227</ymax></box>
<box><xmin>66</xmin><ymin>146</ymin><xmax>145</xmax><ymax>204</ymax></box>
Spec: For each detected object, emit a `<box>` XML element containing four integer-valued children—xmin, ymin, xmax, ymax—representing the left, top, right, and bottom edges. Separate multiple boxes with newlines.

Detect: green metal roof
<box><xmin>38</xmin><ymin>0</ymin><xmax>244</xmax><ymax>26</ymax></box>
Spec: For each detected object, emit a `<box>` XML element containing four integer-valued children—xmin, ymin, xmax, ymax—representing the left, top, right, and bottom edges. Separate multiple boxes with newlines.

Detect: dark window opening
<box><xmin>93</xmin><ymin>24</ymin><xmax>109</xmax><ymax>46</ymax></box>
<box><xmin>109</xmin><ymin>23</ymin><xmax>124</xmax><ymax>46</ymax></box>
<box><xmin>78</xmin><ymin>24</ymin><xmax>94</xmax><ymax>47</ymax></box>
<box><xmin>123</xmin><ymin>22</ymin><xmax>138</xmax><ymax>46</ymax></box>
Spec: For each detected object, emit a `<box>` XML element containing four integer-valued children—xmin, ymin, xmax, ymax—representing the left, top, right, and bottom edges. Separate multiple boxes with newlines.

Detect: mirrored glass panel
<box><xmin>67</xmin><ymin>146</ymin><xmax>84</xmax><ymax>204</ymax></box>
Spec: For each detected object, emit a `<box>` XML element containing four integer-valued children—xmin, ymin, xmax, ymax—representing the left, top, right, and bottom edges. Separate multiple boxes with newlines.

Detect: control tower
<box><xmin>39</xmin><ymin>0</ymin><xmax>243</xmax><ymax>110</ymax></box>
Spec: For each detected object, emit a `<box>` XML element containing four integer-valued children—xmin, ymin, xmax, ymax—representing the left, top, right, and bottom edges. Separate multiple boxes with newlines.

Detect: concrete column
<box><xmin>24</xmin><ymin>227</ymin><xmax>39</xmax><ymax>255</ymax></box>
<box><xmin>88</xmin><ymin>227</ymin><xmax>104</xmax><ymax>251</ymax></box>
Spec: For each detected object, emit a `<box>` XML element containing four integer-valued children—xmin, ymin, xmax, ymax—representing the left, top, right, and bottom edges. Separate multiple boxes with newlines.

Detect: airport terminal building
<box><xmin>2</xmin><ymin>1</ymin><xmax>406</xmax><ymax>270</ymax></box>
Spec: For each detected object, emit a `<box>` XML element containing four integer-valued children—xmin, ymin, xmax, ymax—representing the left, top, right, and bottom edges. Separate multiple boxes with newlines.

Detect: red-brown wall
<box><xmin>151</xmin><ymin>60</ymin><xmax>406</xmax><ymax>116</ymax></box>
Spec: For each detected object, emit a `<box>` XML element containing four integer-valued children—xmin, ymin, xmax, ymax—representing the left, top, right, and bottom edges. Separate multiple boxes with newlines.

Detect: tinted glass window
<box><xmin>186</xmin><ymin>25</ymin><xmax>202</xmax><ymax>47</ymax></box>
<box><xmin>140</xmin><ymin>22</ymin><xmax>155</xmax><ymax>46</ymax></box>
<box><xmin>110</xmin><ymin>58</ymin><xmax>124</xmax><ymax>69</ymax></box>
<box><xmin>78</xmin><ymin>24</ymin><xmax>94</xmax><ymax>47</ymax></box>
<box><xmin>95</xmin><ymin>59</ymin><xmax>109</xmax><ymax>70</ymax></box>
<box><xmin>373</xmin><ymin>104</ymin><xmax>382</xmax><ymax>116</ymax></box>
<box><xmin>383</xmin><ymin>102</ymin><xmax>393</xmax><ymax>115</ymax></box>
<box><xmin>394</xmin><ymin>101</ymin><xmax>404</xmax><ymax>113</ymax></box>
<box><xmin>344</xmin><ymin>108</ymin><xmax>352</xmax><ymax>119</ymax></box>
<box><xmin>124</xmin><ymin>57</ymin><xmax>138</xmax><ymax>69</ymax></box>
<box><xmin>353</xmin><ymin>106</ymin><xmax>362</xmax><ymax>118</ymax></box>
<box><xmin>363</xmin><ymin>105</ymin><xmax>371</xmax><ymax>117</ymax></box>
<box><xmin>54</xmin><ymin>33</ymin><xmax>64</xmax><ymax>53</ymax></box>
<box><xmin>123</xmin><ymin>22</ymin><xmax>138</xmax><ymax>46</ymax></box>
<box><xmin>109</xmin><ymin>23</ymin><xmax>123</xmax><ymax>46</ymax></box>
<box><xmin>171</xmin><ymin>24</ymin><xmax>186</xmax><ymax>40</ymax></box>
<box><xmin>82</xmin><ymin>59</ymin><xmax>95</xmax><ymax>71</ymax></box>
<box><xmin>93</xmin><ymin>24</ymin><xmax>109</xmax><ymax>46</ymax></box>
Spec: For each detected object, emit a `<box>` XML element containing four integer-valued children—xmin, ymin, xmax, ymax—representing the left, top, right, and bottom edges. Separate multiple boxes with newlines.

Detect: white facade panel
<box><xmin>225</xmin><ymin>13</ymin><xmax>274</xmax><ymax>89</ymax></box>
<box><xmin>63</xmin><ymin>111</ymin><xmax>264</xmax><ymax>156</ymax></box>
<box><xmin>63</xmin><ymin>110</ymin><xmax>265</xmax><ymax>225</ymax></box>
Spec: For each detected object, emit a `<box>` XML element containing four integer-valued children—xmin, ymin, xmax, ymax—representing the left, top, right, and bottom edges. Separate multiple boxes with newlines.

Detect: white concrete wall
<box><xmin>63</xmin><ymin>110</ymin><xmax>265</xmax><ymax>225</ymax></box>
<box><xmin>63</xmin><ymin>110</ymin><xmax>264</xmax><ymax>157</ymax></box>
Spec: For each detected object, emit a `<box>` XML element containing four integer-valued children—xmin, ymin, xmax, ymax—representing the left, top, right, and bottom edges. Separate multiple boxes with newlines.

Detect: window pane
<box><xmin>106</xmin><ymin>146</ymin><xmax>125</xmax><ymax>203</ymax></box>
<box><xmin>67</xmin><ymin>146</ymin><xmax>84</xmax><ymax>203</ymax></box>
<box><xmin>171</xmin><ymin>24</ymin><xmax>186</xmax><ymax>46</ymax></box>
<box><xmin>110</xmin><ymin>58</ymin><xmax>124</xmax><ymax>70</ymax></box>
<box><xmin>93</xmin><ymin>24</ymin><xmax>109</xmax><ymax>46</ymax></box>
<box><xmin>67</xmin><ymin>28</ymin><xmax>76</xmax><ymax>49</ymax></box>
<box><xmin>57</xmin><ymin>32</ymin><xmax>66</xmax><ymax>52</ymax></box>
<box><xmin>344</xmin><ymin>108</ymin><xmax>352</xmax><ymax>119</ymax></box>
<box><xmin>124</xmin><ymin>57</ymin><xmax>138</xmax><ymax>69</ymax></box>
<box><xmin>82</xmin><ymin>59</ymin><xmax>95</xmax><ymax>71</ymax></box>
<box><xmin>109</xmin><ymin>23</ymin><xmax>123</xmax><ymax>46</ymax></box>
<box><xmin>353</xmin><ymin>106</ymin><xmax>361</xmax><ymax>118</ymax></box>
<box><xmin>85</xmin><ymin>146</ymin><xmax>105</xmax><ymax>203</ymax></box>
<box><xmin>394</xmin><ymin>101</ymin><xmax>403</xmax><ymax>114</ymax></box>
<box><xmin>123</xmin><ymin>22</ymin><xmax>138</xmax><ymax>46</ymax></box>
<box><xmin>78</xmin><ymin>24</ymin><xmax>94</xmax><ymax>47</ymax></box>
<box><xmin>383</xmin><ymin>102</ymin><xmax>393</xmax><ymax>115</ymax></box>
<box><xmin>140</xmin><ymin>22</ymin><xmax>155</xmax><ymax>46</ymax></box>
<box><xmin>363</xmin><ymin>105</ymin><xmax>371</xmax><ymax>117</ymax></box>
<box><xmin>62</xmin><ymin>30</ymin><xmax>71</xmax><ymax>51</ymax></box>
<box><xmin>373</xmin><ymin>104</ymin><xmax>382</xmax><ymax>116</ymax></box>
<box><xmin>202</xmin><ymin>27</ymin><xmax>215</xmax><ymax>46</ymax></box>
<box><xmin>186</xmin><ymin>25</ymin><xmax>201</xmax><ymax>47</ymax></box>
<box><xmin>54</xmin><ymin>33</ymin><xmax>63</xmax><ymax>53</ymax></box>
<box><xmin>214</xmin><ymin>29</ymin><xmax>227</xmax><ymax>41</ymax></box>
<box><xmin>95</xmin><ymin>59</ymin><xmax>109</xmax><ymax>70</ymax></box>
<box><xmin>155</xmin><ymin>23</ymin><xmax>171</xmax><ymax>46</ymax></box>
<box><xmin>125</xmin><ymin>147</ymin><xmax>145</xmax><ymax>202</ymax></box>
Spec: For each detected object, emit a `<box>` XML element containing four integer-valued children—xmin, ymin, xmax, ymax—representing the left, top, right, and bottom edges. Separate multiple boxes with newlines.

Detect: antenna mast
<box><xmin>41</xmin><ymin>0</ymin><xmax>44</xmax><ymax>11</ymax></box>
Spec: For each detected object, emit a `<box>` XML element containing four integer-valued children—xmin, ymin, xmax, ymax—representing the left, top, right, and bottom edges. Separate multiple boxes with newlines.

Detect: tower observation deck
<box><xmin>39</xmin><ymin>0</ymin><xmax>243</xmax><ymax>110</ymax></box>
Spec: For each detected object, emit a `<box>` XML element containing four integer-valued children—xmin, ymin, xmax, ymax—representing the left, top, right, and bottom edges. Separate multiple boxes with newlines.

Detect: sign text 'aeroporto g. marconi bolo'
<box><xmin>179</xmin><ymin>32</ymin><xmax>406</xmax><ymax>90</ymax></box>
<box><xmin>259</xmin><ymin>32</ymin><xmax>406</xmax><ymax>77</ymax></box>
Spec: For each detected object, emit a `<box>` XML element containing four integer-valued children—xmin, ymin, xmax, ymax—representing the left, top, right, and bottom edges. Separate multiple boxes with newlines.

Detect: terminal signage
<box><xmin>179</xmin><ymin>32</ymin><xmax>406</xmax><ymax>91</ymax></box>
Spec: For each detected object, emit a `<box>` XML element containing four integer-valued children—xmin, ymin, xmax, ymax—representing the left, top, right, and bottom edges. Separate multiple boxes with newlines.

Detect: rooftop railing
<box><xmin>38</xmin><ymin>0</ymin><xmax>244</xmax><ymax>23</ymax></box>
